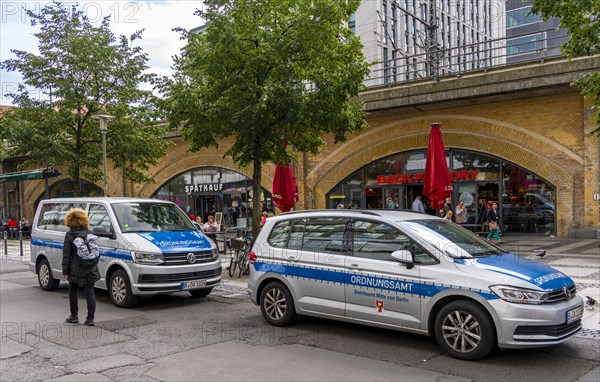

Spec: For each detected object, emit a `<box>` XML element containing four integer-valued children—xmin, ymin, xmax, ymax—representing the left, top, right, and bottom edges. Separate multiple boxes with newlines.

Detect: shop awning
<box><xmin>0</xmin><ymin>168</ymin><xmax>61</xmax><ymax>183</ymax></box>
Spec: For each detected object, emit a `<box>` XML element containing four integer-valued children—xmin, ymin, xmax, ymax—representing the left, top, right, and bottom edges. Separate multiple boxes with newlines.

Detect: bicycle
<box><xmin>228</xmin><ymin>231</ymin><xmax>253</xmax><ymax>278</ymax></box>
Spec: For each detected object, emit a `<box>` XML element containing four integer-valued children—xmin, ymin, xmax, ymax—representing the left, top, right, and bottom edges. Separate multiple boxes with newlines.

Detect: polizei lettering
<box><xmin>350</xmin><ymin>275</ymin><xmax>413</xmax><ymax>292</ymax></box>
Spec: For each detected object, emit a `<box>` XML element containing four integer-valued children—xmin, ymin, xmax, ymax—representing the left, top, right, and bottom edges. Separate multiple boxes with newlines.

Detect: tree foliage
<box><xmin>157</xmin><ymin>0</ymin><xmax>370</xmax><ymax>236</ymax></box>
<box><xmin>0</xmin><ymin>2</ymin><xmax>168</xmax><ymax>195</ymax></box>
<box><xmin>531</xmin><ymin>0</ymin><xmax>600</xmax><ymax>135</ymax></box>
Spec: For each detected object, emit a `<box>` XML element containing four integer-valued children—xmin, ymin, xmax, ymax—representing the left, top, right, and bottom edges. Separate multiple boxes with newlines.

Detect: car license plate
<box><xmin>566</xmin><ymin>306</ymin><xmax>583</xmax><ymax>324</ymax></box>
<box><xmin>181</xmin><ymin>280</ymin><xmax>207</xmax><ymax>290</ymax></box>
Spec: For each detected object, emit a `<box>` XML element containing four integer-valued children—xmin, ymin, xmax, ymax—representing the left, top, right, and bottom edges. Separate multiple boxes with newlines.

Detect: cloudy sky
<box><xmin>0</xmin><ymin>1</ymin><xmax>206</xmax><ymax>105</ymax></box>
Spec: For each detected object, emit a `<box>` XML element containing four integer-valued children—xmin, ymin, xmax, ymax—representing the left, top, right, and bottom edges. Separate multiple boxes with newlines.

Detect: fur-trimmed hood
<box><xmin>65</xmin><ymin>208</ymin><xmax>90</xmax><ymax>229</ymax></box>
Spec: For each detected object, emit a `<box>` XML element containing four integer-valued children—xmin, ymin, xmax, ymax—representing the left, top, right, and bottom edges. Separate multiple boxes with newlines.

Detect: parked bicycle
<box><xmin>228</xmin><ymin>231</ymin><xmax>253</xmax><ymax>278</ymax></box>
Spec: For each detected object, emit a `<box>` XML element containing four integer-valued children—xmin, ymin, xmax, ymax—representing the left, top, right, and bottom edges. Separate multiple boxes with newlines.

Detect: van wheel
<box><xmin>109</xmin><ymin>269</ymin><xmax>139</xmax><ymax>308</ymax></box>
<box><xmin>434</xmin><ymin>300</ymin><xmax>496</xmax><ymax>361</ymax></box>
<box><xmin>37</xmin><ymin>259</ymin><xmax>60</xmax><ymax>291</ymax></box>
<box><xmin>260</xmin><ymin>281</ymin><xmax>296</xmax><ymax>326</ymax></box>
<box><xmin>189</xmin><ymin>288</ymin><xmax>213</xmax><ymax>297</ymax></box>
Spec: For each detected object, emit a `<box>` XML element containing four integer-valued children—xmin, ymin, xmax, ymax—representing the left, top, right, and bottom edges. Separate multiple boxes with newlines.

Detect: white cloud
<box><xmin>0</xmin><ymin>1</ymin><xmax>204</xmax><ymax>105</ymax></box>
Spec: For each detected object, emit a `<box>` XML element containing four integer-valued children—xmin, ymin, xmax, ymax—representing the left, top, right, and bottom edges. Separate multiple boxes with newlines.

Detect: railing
<box><xmin>366</xmin><ymin>29</ymin><xmax>568</xmax><ymax>88</ymax></box>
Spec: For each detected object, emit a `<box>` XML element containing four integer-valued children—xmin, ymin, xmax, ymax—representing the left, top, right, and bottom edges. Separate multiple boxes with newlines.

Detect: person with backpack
<box><xmin>62</xmin><ymin>208</ymin><xmax>100</xmax><ymax>326</ymax></box>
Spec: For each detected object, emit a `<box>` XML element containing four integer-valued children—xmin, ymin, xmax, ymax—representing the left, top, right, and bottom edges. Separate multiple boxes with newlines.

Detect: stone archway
<box><xmin>307</xmin><ymin>115</ymin><xmax>582</xmax><ymax>236</ymax></box>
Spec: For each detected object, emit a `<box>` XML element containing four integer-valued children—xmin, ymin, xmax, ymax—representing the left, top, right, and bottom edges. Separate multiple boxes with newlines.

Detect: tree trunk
<box><xmin>251</xmin><ymin>158</ymin><xmax>262</xmax><ymax>241</ymax></box>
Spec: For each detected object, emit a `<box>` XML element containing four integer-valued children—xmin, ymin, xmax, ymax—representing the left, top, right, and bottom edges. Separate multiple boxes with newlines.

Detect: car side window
<box><xmin>302</xmin><ymin>217</ymin><xmax>348</xmax><ymax>254</ymax></box>
<box><xmin>88</xmin><ymin>204</ymin><xmax>112</xmax><ymax>231</ymax></box>
<box><xmin>36</xmin><ymin>203</ymin><xmax>86</xmax><ymax>232</ymax></box>
<box><xmin>351</xmin><ymin>219</ymin><xmax>410</xmax><ymax>261</ymax></box>
<box><xmin>268</xmin><ymin>220</ymin><xmax>292</xmax><ymax>248</ymax></box>
<box><xmin>288</xmin><ymin>219</ymin><xmax>306</xmax><ymax>250</ymax></box>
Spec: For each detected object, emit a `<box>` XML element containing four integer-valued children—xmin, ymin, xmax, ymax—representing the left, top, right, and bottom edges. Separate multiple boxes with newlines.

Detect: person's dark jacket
<box><xmin>486</xmin><ymin>208</ymin><xmax>499</xmax><ymax>223</ymax></box>
<box><xmin>62</xmin><ymin>227</ymin><xmax>100</xmax><ymax>285</ymax></box>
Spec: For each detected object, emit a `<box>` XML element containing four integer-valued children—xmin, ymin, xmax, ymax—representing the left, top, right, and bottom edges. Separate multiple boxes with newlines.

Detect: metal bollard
<box><xmin>3</xmin><ymin>233</ymin><xmax>7</xmax><ymax>256</ymax></box>
<box><xmin>19</xmin><ymin>229</ymin><xmax>24</xmax><ymax>256</ymax></box>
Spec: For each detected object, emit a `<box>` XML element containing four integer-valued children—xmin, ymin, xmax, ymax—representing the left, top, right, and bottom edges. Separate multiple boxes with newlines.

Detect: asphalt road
<box><xmin>0</xmin><ymin>257</ymin><xmax>598</xmax><ymax>382</ymax></box>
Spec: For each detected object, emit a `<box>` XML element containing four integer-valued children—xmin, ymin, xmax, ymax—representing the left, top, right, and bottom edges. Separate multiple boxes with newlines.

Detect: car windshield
<box><xmin>112</xmin><ymin>202</ymin><xmax>195</xmax><ymax>233</ymax></box>
<box><xmin>400</xmin><ymin>219</ymin><xmax>507</xmax><ymax>258</ymax></box>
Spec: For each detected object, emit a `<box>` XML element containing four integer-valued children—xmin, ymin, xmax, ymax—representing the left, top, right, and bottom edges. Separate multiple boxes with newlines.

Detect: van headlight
<box><xmin>211</xmin><ymin>246</ymin><xmax>219</xmax><ymax>260</ymax></box>
<box><xmin>489</xmin><ymin>285</ymin><xmax>549</xmax><ymax>304</ymax></box>
<box><xmin>132</xmin><ymin>252</ymin><xmax>165</xmax><ymax>264</ymax></box>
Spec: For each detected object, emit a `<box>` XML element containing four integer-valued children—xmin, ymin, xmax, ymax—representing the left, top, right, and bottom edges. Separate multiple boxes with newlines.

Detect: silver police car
<box><xmin>247</xmin><ymin>210</ymin><xmax>583</xmax><ymax>360</ymax></box>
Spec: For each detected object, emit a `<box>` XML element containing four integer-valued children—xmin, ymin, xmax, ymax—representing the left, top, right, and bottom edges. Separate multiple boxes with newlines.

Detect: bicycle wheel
<box><xmin>238</xmin><ymin>248</ymin><xmax>249</xmax><ymax>277</ymax></box>
<box><xmin>228</xmin><ymin>251</ymin><xmax>238</xmax><ymax>278</ymax></box>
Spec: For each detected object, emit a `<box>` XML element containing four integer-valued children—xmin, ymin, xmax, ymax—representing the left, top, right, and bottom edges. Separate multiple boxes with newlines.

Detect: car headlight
<box><xmin>211</xmin><ymin>246</ymin><xmax>219</xmax><ymax>260</ymax></box>
<box><xmin>489</xmin><ymin>285</ymin><xmax>549</xmax><ymax>304</ymax></box>
<box><xmin>132</xmin><ymin>252</ymin><xmax>165</xmax><ymax>264</ymax></box>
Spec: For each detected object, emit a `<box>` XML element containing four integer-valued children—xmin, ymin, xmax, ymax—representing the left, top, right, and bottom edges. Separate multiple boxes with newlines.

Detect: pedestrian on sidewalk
<box><xmin>486</xmin><ymin>202</ymin><xmax>501</xmax><ymax>242</ymax></box>
<box><xmin>62</xmin><ymin>208</ymin><xmax>100</xmax><ymax>326</ymax></box>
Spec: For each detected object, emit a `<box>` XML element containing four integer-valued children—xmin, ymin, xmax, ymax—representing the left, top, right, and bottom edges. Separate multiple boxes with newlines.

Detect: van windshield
<box><xmin>112</xmin><ymin>202</ymin><xmax>195</xmax><ymax>233</ymax></box>
<box><xmin>400</xmin><ymin>219</ymin><xmax>507</xmax><ymax>258</ymax></box>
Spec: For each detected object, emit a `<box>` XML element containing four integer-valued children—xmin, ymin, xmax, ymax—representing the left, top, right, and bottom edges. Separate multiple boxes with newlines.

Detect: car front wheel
<box><xmin>434</xmin><ymin>300</ymin><xmax>496</xmax><ymax>361</ymax></box>
<box><xmin>109</xmin><ymin>269</ymin><xmax>139</xmax><ymax>308</ymax></box>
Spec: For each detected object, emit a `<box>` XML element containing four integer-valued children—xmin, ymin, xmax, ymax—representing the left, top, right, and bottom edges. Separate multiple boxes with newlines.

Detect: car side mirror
<box><xmin>92</xmin><ymin>226</ymin><xmax>116</xmax><ymax>240</ymax></box>
<box><xmin>391</xmin><ymin>250</ymin><xmax>414</xmax><ymax>269</ymax></box>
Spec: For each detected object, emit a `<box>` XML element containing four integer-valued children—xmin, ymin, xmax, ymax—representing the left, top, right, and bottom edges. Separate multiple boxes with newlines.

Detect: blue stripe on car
<box><xmin>254</xmin><ymin>261</ymin><xmax>499</xmax><ymax>300</ymax></box>
<box><xmin>32</xmin><ymin>238</ymin><xmax>132</xmax><ymax>261</ymax></box>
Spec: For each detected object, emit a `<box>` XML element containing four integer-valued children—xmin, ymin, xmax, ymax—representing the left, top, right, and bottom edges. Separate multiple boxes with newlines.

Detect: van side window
<box><xmin>36</xmin><ymin>203</ymin><xmax>86</xmax><ymax>232</ymax></box>
<box><xmin>352</xmin><ymin>220</ymin><xmax>410</xmax><ymax>261</ymax></box>
<box><xmin>302</xmin><ymin>218</ymin><xmax>347</xmax><ymax>254</ymax></box>
<box><xmin>89</xmin><ymin>204</ymin><xmax>112</xmax><ymax>231</ymax></box>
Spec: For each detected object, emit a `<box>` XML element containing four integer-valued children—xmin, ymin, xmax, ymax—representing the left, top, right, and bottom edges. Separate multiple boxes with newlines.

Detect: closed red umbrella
<box><xmin>423</xmin><ymin>123</ymin><xmax>453</xmax><ymax>211</ymax></box>
<box><xmin>272</xmin><ymin>163</ymin><xmax>299</xmax><ymax>212</ymax></box>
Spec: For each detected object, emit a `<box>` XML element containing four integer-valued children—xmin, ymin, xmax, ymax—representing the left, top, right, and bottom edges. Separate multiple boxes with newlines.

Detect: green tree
<box><xmin>157</xmin><ymin>0</ymin><xmax>370</xmax><ymax>237</ymax></box>
<box><xmin>531</xmin><ymin>0</ymin><xmax>600</xmax><ymax>135</ymax></box>
<box><xmin>0</xmin><ymin>2</ymin><xmax>168</xmax><ymax>195</ymax></box>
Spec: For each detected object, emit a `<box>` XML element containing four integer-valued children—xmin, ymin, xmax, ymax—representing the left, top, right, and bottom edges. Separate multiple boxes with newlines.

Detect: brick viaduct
<box><xmin>22</xmin><ymin>56</ymin><xmax>600</xmax><ymax>237</ymax></box>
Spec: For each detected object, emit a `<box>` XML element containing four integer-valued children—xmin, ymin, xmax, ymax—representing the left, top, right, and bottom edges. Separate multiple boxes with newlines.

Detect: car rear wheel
<box><xmin>109</xmin><ymin>269</ymin><xmax>139</xmax><ymax>308</ymax></box>
<box><xmin>434</xmin><ymin>300</ymin><xmax>496</xmax><ymax>361</ymax></box>
<box><xmin>38</xmin><ymin>259</ymin><xmax>60</xmax><ymax>291</ymax></box>
<box><xmin>260</xmin><ymin>281</ymin><xmax>296</xmax><ymax>326</ymax></box>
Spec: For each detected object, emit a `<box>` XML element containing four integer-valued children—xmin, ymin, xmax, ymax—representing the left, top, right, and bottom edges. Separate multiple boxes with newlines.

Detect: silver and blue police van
<box><xmin>30</xmin><ymin>197</ymin><xmax>221</xmax><ymax>307</ymax></box>
<box><xmin>247</xmin><ymin>210</ymin><xmax>583</xmax><ymax>360</ymax></box>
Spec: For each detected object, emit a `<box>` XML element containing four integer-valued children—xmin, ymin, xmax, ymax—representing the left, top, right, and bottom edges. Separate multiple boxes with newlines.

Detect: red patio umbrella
<box><xmin>423</xmin><ymin>123</ymin><xmax>453</xmax><ymax>211</ymax></box>
<box><xmin>272</xmin><ymin>163</ymin><xmax>299</xmax><ymax>212</ymax></box>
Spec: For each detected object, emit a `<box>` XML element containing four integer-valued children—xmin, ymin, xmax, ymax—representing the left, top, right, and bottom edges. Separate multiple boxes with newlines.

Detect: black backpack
<box><xmin>73</xmin><ymin>234</ymin><xmax>100</xmax><ymax>268</ymax></box>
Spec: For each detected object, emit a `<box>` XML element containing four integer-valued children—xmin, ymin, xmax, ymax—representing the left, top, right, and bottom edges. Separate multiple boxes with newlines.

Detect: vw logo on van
<box><xmin>186</xmin><ymin>252</ymin><xmax>196</xmax><ymax>264</ymax></box>
<box><xmin>563</xmin><ymin>286</ymin><xmax>571</xmax><ymax>300</ymax></box>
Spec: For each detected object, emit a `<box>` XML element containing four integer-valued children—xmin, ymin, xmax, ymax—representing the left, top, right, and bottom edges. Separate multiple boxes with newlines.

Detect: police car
<box><xmin>247</xmin><ymin>209</ymin><xmax>583</xmax><ymax>360</ymax></box>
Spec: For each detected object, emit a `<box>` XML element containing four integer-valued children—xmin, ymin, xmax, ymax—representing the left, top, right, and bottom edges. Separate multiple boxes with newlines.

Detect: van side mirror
<box><xmin>391</xmin><ymin>250</ymin><xmax>414</xmax><ymax>269</ymax></box>
<box><xmin>92</xmin><ymin>226</ymin><xmax>116</xmax><ymax>240</ymax></box>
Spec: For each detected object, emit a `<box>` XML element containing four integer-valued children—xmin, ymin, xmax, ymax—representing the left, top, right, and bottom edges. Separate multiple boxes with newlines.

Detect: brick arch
<box><xmin>136</xmin><ymin>150</ymin><xmax>276</xmax><ymax>198</ymax></box>
<box><xmin>309</xmin><ymin>116</ymin><xmax>576</xmax><ymax>236</ymax></box>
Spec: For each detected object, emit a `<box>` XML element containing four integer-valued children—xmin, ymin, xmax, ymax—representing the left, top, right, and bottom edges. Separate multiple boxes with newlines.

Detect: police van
<box><xmin>247</xmin><ymin>209</ymin><xmax>583</xmax><ymax>360</ymax></box>
<box><xmin>30</xmin><ymin>198</ymin><xmax>221</xmax><ymax>307</ymax></box>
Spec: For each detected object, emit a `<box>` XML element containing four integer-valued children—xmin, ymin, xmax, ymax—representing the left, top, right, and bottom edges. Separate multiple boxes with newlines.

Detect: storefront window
<box><xmin>326</xmin><ymin>149</ymin><xmax>556</xmax><ymax>234</ymax></box>
<box><xmin>501</xmin><ymin>162</ymin><xmax>555</xmax><ymax>234</ymax></box>
<box><xmin>329</xmin><ymin>171</ymin><xmax>363</xmax><ymax>209</ymax></box>
<box><xmin>152</xmin><ymin>167</ymin><xmax>272</xmax><ymax>228</ymax></box>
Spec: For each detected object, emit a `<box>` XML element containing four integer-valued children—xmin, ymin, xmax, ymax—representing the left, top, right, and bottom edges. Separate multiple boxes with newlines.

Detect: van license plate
<box><xmin>181</xmin><ymin>280</ymin><xmax>207</xmax><ymax>290</ymax></box>
<box><xmin>566</xmin><ymin>306</ymin><xmax>583</xmax><ymax>324</ymax></box>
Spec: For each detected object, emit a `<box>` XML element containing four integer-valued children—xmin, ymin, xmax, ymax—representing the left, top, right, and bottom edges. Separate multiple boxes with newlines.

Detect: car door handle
<box><xmin>285</xmin><ymin>256</ymin><xmax>298</xmax><ymax>262</ymax></box>
<box><xmin>349</xmin><ymin>263</ymin><xmax>362</xmax><ymax>270</ymax></box>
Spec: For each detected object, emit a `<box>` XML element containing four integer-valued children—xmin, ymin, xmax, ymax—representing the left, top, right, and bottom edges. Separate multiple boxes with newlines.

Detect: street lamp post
<box><xmin>91</xmin><ymin>114</ymin><xmax>115</xmax><ymax>197</ymax></box>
